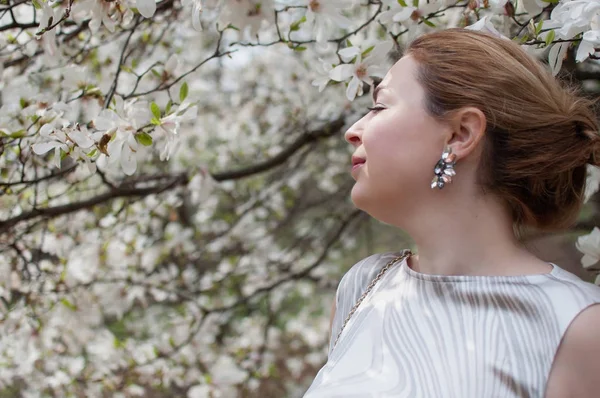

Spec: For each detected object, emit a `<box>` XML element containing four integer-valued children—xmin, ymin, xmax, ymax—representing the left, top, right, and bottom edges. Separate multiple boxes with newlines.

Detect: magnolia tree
<box><xmin>1</xmin><ymin>0</ymin><xmax>600</xmax><ymax>396</ymax></box>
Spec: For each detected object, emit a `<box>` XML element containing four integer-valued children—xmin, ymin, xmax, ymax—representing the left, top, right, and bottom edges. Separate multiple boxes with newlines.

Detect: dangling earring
<box><xmin>431</xmin><ymin>145</ymin><xmax>457</xmax><ymax>189</ymax></box>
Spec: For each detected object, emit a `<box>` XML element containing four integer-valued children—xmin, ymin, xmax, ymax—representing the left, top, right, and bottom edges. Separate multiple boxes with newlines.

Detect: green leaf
<box><xmin>150</xmin><ymin>102</ymin><xmax>161</xmax><ymax>119</ymax></box>
<box><xmin>294</xmin><ymin>46</ymin><xmax>307</xmax><ymax>52</ymax></box>
<box><xmin>346</xmin><ymin>39</ymin><xmax>353</xmax><ymax>47</ymax></box>
<box><xmin>422</xmin><ymin>18</ymin><xmax>436</xmax><ymax>27</ymax></box>
<box><xmin>19</xmin><ymin>98</ymin><xmax>28</xmax><ymax>109</ymax></box>
<box><xmin>179</xmin><ymin>82</ymin><xmax>189</xmax><ymax>103</ymax></box>
<box><xmin>151</xmin><ymin>69</ymin><xmax>161</xmax><ymax>78</ymax></box>
<box><xmin>10</xmin><ymin>130</ymin><xmax>25</xmax><ymax>138</ymax></box>
<box><xmin>150</xmin><ymin>117</ymin><xmax>161</xmax><ymax>126</ymax></box>
<box><xmin>60</xmin><ymin>298</ymin><xmax>77</xmax><ymax>311</ymax></box>
<box><xmin>87</xmin><ymin>148</ymin><xmax>98</xmax><ymax>158</ymax></box>
<box><xmin>545</xmin><ymin>29</ymin><xmax>555</xmax><ymax>47</ymax></box>
<box><xmin>132</xmin><ymin>58</ymin><xmax>139</xmax><ymax>69</ymax></box>
<box><xmin>289</xmin><ymin>16</ymin><xmax>307</xmax><ymax>32</ymax></box>
<box><xmin>412</xmin><ymin>0</ymin><xmax>418</xmax><ymax>7</ymax></box>
<box><xmin>165</xmin><ymin>100</ymin><xmax>173</xmax><ymax>114</ymax></box>
<box><xmin>169</xmin><ymin>337</ymin><xmax>176</xmax><ymax>347</ymax></box>
<box><xmin>397</xmin><ymin>0</ymin><xmax>407</xmax><ymax>6</ymax></box>
<box><xmin>32</xmin><ymin>0</ymin><xmax>42</xmax><ymax>9</ymax></box>
<box><xmin>361</xmin><ymin>45</ymin><xmax>375</xmax><ymax>57</ymax></box>
<box><xmin>135</xmin><ymin>132</ymin><xmax>153</xmax><ymax>146</ymax></box>
<box><xmin>535</xmin><ymin>20</ymin><xmax>543</xmax><ymax>35</ymax></box>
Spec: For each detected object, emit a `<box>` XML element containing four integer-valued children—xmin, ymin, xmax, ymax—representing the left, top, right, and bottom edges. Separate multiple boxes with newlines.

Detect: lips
<box><xmin>351</xmin><ymin>156</ymin><xmax>366</xmax><ymax>166</ymax></box>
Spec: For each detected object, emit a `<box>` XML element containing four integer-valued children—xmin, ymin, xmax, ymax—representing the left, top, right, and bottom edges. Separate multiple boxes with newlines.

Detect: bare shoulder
<box><xmin>545</xmin><ymin>303</ymin><xmax>600</xmax><ymax>398</ymax></box>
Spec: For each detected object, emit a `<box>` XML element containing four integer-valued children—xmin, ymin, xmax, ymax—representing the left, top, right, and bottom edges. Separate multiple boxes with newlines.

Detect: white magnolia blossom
<box><xmin>157</xmin><ymin>101</ymin><xmax>198</xmax><ymax>161</ymax></box>
<box><xmin>36</xmin><ymin>0</ymin><xmax>62</xmax><ymax>57</ymax></box>
<box><xmin>72</xmin><ymin>0</ymin><xmax>119</xmax><ymax>33</ymax></box>
<box><xmin>311</xmin><ymin>57</ymin><xmax>334</xmax><ymax>92</ymax></box>
<box><xmin>466</xmin><ymin>15</ymin><xmax>508</xmax><ymax>39</ymax></box>
<box><xmin>578</xmin><ymin>27</ymin><xmax>600</xmax><ymax>62</ymax></box>
<box><xmin>543</xmin><ymin>0</ymin><xmax>600</xmax><ymax>72</ymax></box>
<box><xmin>585</xmin><ymin>165</ymin><xmax>600</xmax><ymax>202</ymax></box>
<box><xmin>294</xmin><ymin>0</ymin><xmax>354</xmax><ymax>46</ymax></box>
<box><xmin>329</xmin><ymin>41</ymin><xmax>393</xmax><ymax>101</ymax></box>
<box><xmin>379</xmin><ymin>0</ymin><xmax>441</xmax><ymax>26</ymax></box>
<box><xmin>218</xmin><ymin>0</ymin><xmax>275</xmax><ymax>37</ymax></box>
<box><xmin>32</xmin><ymin>123</ymin><xmax>96</xmax><ymax>169</ymax></box>
<box><xmin>576</xmin><ymin>227</ymin><xmax>600</xmax><ymax>269</ymax></box>
<box><xmin>93</xmin><ymin>96</ymin><xmax>151</xmax><ymax>175</ymax></box>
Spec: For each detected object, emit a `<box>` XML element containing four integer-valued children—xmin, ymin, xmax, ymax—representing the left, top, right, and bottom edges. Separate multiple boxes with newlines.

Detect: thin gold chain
<box><xmin>331</xmin><ymin>249</ymin><xmax>413</xmax><ymax>351</ymax></box>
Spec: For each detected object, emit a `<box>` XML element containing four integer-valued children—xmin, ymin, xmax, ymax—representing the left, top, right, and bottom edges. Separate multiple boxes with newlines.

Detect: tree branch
<box><xmin>210</xmin><ymin>117</ymin><xmax>345</xmax><ymax>181</ymax></box>
<box><xmin>0</xmin><ymin>164</ymin><xmax>77</xmax><ymax>188</ymax></box>
<box><xmin>104</xmin><ymin>18</ymin><xmax>140</xmax><ymax>108</ymax></box>
<box><xmin>0</xmin><ymin>173</ymin><xmax>188</xmax><ymax>234</ymax></box>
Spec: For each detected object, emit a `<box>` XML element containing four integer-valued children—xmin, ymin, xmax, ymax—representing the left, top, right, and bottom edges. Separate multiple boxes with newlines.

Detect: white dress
<box><xmin>303</xmin><ymin>251</ymin><xmax>600</xmax><ymax>398</ymax></box>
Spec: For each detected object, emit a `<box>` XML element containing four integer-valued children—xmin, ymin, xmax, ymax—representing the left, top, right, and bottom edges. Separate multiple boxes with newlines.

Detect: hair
<box><xmin>405</xmin><ymin>28</ymin><xmax>600</xmax><ymax>233</ymax></box>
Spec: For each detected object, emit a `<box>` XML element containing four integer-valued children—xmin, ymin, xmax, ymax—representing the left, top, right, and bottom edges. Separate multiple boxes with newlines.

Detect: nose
<box><xmin>344</xmin><ymin>118</ymin><xmax>364</xmax><ymax>146</ymax></box>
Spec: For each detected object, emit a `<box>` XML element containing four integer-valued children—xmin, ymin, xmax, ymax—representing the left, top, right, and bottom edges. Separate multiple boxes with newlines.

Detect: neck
<box><xmin>398</xmin><ymin>190</ymin><xmax>543</xmax><ymax>277</ymax></box>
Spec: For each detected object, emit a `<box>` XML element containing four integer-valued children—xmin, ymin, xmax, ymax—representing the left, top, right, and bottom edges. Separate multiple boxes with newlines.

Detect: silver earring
<box><xmin>431</xmin><ymin>145</ymin><xmax>457</xmax><ymax>189</ymax></box>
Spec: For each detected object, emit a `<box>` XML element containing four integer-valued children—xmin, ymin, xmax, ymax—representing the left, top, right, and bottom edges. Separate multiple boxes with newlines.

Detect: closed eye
<box><xmin>367</xmin><ymin>106</ymin><xmax>385</xmax><ymax>113</ymax></box>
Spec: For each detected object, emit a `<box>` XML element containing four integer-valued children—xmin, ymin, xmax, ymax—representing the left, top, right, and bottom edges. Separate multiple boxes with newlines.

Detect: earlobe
<box><xmin>448</xmin><ymin>107</ymin><xmax>487</xmax><ymax>160</ymax></box>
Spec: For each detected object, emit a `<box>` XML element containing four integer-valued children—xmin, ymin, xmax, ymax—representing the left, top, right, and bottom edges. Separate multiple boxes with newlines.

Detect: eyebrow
<box><xmin>372</xmin><ymin>84</ymin><xmax>386</xmax><ymax>103</ymax></box>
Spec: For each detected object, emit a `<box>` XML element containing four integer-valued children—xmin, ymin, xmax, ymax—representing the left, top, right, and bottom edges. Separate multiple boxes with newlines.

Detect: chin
<box><xmin>349</xmin><ymin>183</ymin><xmax>373</xmax><ymax>212</ymax></box>
<box><xmin>350</xmin><ymin>182</ymin><xmax>408</xmax><ymax>226</ymax></box>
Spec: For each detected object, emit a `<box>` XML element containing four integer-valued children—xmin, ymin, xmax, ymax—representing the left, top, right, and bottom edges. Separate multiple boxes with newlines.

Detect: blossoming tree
<box><xmin>1</xmin><ymin>0</ymin><xmax>600</xmax><ymax>396</ymax></box>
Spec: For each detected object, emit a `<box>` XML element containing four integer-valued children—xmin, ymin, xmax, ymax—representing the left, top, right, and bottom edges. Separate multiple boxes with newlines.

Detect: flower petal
<box><xmin>32</xmin><ymin>141</ymin><xmax>62</xmax><ymax>155</ymax></box>
<box><xmin>137</xmin><ymin>0</ymin><xmax>157</xmax><ymax>18</ymax></box>
<box><xmin>582</xmin><ymin>253</ymin><xmax>599</xmax><ymax>268</ymax></box>
<box><xmin>69</xmin><ymin>129</ymin><xmax>95</xmax><ymax>148</ymax></box>
<box><xmin>39</xmin><ymin>124</ymin><xmax>55</xmax><ymax>137</ymax></box>
<box><xmin>339</xmin><ymin>46</ymin><xmax>360</xmax><ymax>62</ymax></box>
<box><xmin>576</xmin><ymin>40</ymin><xmax>595</xmax><ymax>63</ymax></box>
<box><xmin>366</xmin><ymin>41</ymin><xmax>393</xmax><ymax>64</ymax></box>
<box><xmin>329</xmin><ymin>64</ymin><xmax>355</xmax><ymax>82</ymax></box>
<box><xmin>192</xmin><ymin>0</ymin><xmax>203</xmax><ymax>31</ymax></box>
<box><xmin>548</xmin><ymin>41</ymin><xmax>569</xmax><ymax>76</ymax></box>
<box><xmin>521</xmin><ymin>0</ymin><xmax>544</xmax><ymax>15</ymax></box>
<box><xmin>94</xmin><ymin>110</ymin><xmax>119</xmax><ymax>131</ymax></box>
<box><xmin>392</xmin><ymin>7</ymin><xmax>416</xmax><ymax>22</ymax></box>
<box><xmin>121</xmin><ymin>146</ymin><xmax>137</xmax><ymax>175</ymax></box>
<box><xmin>346</xmin><ymin>76</ymin><xmax>360</xmax><ymax>101</ymax></box>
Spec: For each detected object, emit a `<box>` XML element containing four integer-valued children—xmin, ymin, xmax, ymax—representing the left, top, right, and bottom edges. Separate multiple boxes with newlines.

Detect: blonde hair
<box><xmin>406</xmin><ymin>29</ymin><xmax>600</xmax><ymax>232</ymax></box>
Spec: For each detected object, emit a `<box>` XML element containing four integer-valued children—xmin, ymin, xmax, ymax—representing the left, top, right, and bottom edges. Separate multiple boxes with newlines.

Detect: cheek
<box><xmin>363</xmin><ymin>111</ymin><xmax>441</xmax><ymax>182</ymax></box>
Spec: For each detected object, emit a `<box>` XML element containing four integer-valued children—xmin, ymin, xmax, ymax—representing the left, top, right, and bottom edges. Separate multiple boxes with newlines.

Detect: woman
<box><xmin>303</xmin><ymin>29</ymin><xmax>600</xmax><ymax>397</ymax></box>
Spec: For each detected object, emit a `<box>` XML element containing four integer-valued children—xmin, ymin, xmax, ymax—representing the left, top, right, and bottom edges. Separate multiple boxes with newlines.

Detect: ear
<box><xmin>446</xmin><ymin>107</ymin><xmax>487</xmax><ymax>161</ymax></box>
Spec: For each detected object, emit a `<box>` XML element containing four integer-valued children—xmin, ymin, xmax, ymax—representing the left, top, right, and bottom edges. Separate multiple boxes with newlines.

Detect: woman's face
<box><xmin>344</xmin><ymin>55</ymin><xmax>450</xmax><ymax>224</ymax></box>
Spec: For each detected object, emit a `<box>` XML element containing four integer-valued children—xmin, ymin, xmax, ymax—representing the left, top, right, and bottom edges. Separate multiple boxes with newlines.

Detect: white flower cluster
<box><xmin>1</xmin><ymin>0</ymin><xmax>600</xmax><ymax>395</ymax></box>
